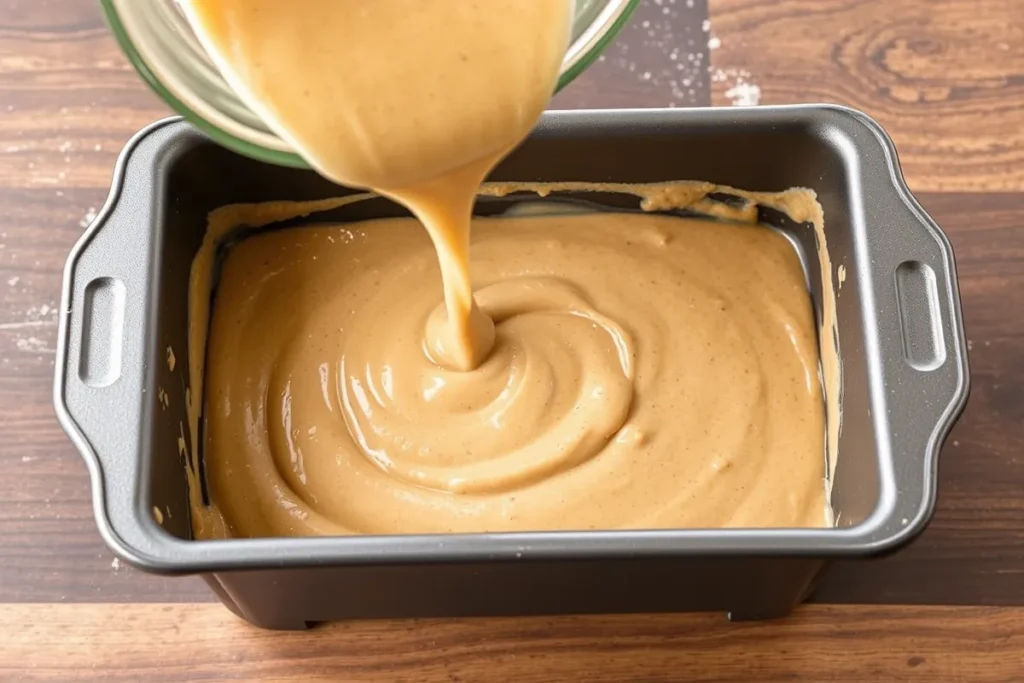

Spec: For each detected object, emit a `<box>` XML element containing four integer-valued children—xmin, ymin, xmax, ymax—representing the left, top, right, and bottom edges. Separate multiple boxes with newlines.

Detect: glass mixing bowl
<box><xmin>101</xmin><ymin>0</ymin><xmax>639</xmax><ymax>168</ymax></box>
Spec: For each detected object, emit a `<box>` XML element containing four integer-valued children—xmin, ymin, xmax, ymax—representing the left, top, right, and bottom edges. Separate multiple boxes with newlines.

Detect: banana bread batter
<box><xmin>188</xmin><ymin>183</ymin><xmax>835</xmax><ymax>537</ymax></box>
<box><xmin>179</xmin><ymin>2</ymin><xmax>836</xmax><ymax>538</ymax></box>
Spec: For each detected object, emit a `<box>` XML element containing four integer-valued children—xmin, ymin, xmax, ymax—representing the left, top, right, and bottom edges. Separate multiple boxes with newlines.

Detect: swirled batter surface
<box><xmin>199</xmin><ymin>206</ymin><xmax>828</xmax><ymax>536</ymax></box>
<box><xmin>179</xmin><ymin>2</ymin><xmax>834</xmax><ymax>538</ymax></box>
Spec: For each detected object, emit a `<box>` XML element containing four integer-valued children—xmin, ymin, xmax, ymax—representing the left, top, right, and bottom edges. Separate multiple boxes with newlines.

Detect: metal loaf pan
<box><xmin>55</xmin><ymin>107</ymin><xmax>969</xmax><ymax>630</ymax></box>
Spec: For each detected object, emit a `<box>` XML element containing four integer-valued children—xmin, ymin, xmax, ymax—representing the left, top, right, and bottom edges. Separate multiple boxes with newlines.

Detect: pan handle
<box><xmin>861</xmin><ymin>176</ymin><xmax>970</xmax><ymax>545</ymax></box>
<box><xmin>52</xmin><ymin>119</ymin><xmax>177</xmax><ymax>565</ymax></box>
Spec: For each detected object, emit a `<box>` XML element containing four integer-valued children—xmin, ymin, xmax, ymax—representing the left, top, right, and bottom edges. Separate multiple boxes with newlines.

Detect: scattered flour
<box><xmin>725</xmin><ymin>82</ymin><xmax>762</xmax><ymax>106</ymax></box>
<box><xmin>23</xmin><ymin>303</ymin><xmax>58</xmax><ymax>322</ymax></box>
<box><xmin>79</xmin><ymin>207</ymin><xmax>98</xmax><ymax>229</ymax></box>
<box><xmin>713</xmin><ymin>67</ymin><xmax>763</xmax><ymax>106</ymax></box>
<box><xmin>558</xmin><ymin>0</ymin><xmax>709</xmax><ymax>108</ymax></box>
<box><xmin>15</xmin><ymin>337</ymin><xmax>54</xmax><ymax>353</ymax></box>
<box><xmin>3</xmin><ymin>301</ymin><xmax>58</xmax><ymax>354</ymax></box>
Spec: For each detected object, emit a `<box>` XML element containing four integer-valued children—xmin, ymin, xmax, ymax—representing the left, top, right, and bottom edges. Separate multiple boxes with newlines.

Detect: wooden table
<box><xmin>1</xmin><ymin>0</ymin><xmax>1022</xmax><ymax>680</ymax></box>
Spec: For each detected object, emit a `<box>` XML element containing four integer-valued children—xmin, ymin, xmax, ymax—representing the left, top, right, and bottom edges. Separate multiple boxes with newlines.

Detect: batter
<box><xmin>180</xmin><ymin>0</ymin><xmax>572</xmax><ymax>370</ymax></box>
<box><xmin>178</xmin><ymin>2</ymin><xmax>835</xmax><ymax>537</ymax></box>
<box><xmin>187</xmin><ymin>183</ymin><xmax>834</xmax><ymax>537</ymax></box>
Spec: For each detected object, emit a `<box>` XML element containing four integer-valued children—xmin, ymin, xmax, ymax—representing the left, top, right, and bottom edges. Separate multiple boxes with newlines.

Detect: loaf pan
<box><xmin>55</xmin><ymin>107</ymin><xmax>969</xmax><ymax>629</ymax></box>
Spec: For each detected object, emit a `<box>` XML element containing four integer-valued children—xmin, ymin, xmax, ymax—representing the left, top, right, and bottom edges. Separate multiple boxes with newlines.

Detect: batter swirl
<box><xmin>179</xmin><ymin>1</ymin><xmax>833</xmax><ymax>539</ymax></box>
<box><xmin>197</xmin><ymin>207</ymin><xmax>828</xmax><ymax>537</ymax></box>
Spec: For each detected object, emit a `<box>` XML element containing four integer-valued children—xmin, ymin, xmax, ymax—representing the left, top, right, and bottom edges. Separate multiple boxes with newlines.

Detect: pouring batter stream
<box><xmin>181</xmin><ymin>0</ymin><xmax>573</xmax><ymax>369</ymax></box>
<box><xmin>180</xmin><ymin>2</ymin><xmax>831</xmax><ymax>537</ymax></box>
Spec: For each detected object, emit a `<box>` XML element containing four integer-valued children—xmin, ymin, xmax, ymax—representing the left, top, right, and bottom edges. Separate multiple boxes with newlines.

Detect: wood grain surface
<box><xmin>3</xmin><ymin>603</ymin><xmax>1024</xmax><ymax>682</ymax></box>
<box><xmin>707</xmin><ymin>0</ymin><xmax>1024</xmax><ymax>191</ymax></box>
<box><xmin>0</xmin><ymin>0</ymin><xmax>1023</xmax><ymax>678</ymax></box>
